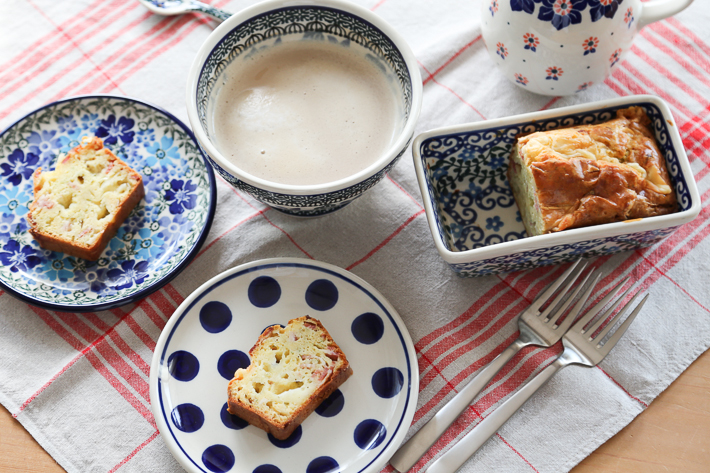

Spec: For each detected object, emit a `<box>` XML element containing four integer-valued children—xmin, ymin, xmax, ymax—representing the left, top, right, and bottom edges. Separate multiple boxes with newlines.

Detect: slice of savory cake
<box><xmin>227</xmin><ymin>315</ymin><xmax>353</xmax><ymax>440</ymax></box>
<box><xmin>507</xmin><ymin>106</ymin><xmax>677</xmax><ymax>236</ymax></box>
<box><xmin>27</xmin><ymin>136</ymin><xmax>145</xmax><ymax>261</ymax></box>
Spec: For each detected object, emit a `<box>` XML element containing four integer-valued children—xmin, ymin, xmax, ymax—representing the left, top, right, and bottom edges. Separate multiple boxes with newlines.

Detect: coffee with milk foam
<box><xmin>211</xmin><ymin>40</ymin><xmax>404</xmax><ymax>187</ymax></box>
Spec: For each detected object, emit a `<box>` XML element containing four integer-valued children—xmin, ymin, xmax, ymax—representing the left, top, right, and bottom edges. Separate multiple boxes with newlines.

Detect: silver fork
<box><xmin>390</xmin><ymin>260</ymin><xmax>599</xmax><ymax>472</ymax></box>
<box><xmin>426</xmin><ymin>279</ymin><xmax>648</xmax><ymax>473</ymax></box>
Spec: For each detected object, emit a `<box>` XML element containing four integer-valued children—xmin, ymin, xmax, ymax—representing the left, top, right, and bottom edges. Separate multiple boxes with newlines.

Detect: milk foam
<box><xmin>211</xmin><ymin>40</ymin><xmax>402</xmax><ymax>186</ymax></box>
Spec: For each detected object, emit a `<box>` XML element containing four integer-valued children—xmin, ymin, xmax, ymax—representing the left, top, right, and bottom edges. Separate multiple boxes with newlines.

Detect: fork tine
<box><xmin>529</xmin><ymin>259</ymin><xmax>582</xmax><ymax>313</ymax></box>
<box><xmin>547</xmin><ymin>267</ymin><xmax>594</xmax><ymax>326</ymax></box>
<box><xmin>554</xmin><ymin>271</ymin><xmax>601</xmax><ymax>331</ymax></box>
<box><xmin>571</xmin><ymin>277</ymin><xmax>630</xmax><ymax>333</ymax></box>
<box><xmin>587</xmin><ymin>285</ymin><xmax>634</xmax><ymax>337</ymax></box>
<box><xmin>597</xmin><ymin>293</ymin><xmax>648</xmax><ymax>357</ymax></box>
<box><xmin>592</xmin><ymin>289</ymin><xmax>640</xmax><ymax>343</ymax></box>
<box><xmin>539</xmin><ymin>261</ymin><xmax>588</xmax><ymax>320</ymax></box>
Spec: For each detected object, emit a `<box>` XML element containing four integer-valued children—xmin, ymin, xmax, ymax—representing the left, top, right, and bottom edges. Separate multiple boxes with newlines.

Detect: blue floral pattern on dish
<box><xmin>0</xmin><ymin>96</ymin><xmax>215</xmax><ymax>310</ymax></box>
<box><xmin>419</xmin><ymin>102</ymin><xmax>692</xmax><ymax>276</ymax></box>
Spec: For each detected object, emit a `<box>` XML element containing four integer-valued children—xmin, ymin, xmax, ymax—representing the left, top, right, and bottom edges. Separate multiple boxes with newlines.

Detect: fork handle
<box><xmin>426</xmin><ymin>357</ymin><xmax>568</xmax><ymax>473</ymax></box>
<box><xmin>389</xmin><ymin>339</ymin><xmax>526</xmax><ymax>472</ymax></box>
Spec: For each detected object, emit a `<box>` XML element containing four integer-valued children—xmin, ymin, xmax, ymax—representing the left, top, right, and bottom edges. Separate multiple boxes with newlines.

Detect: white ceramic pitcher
<box><xmin>481</xmin><ymin>0</ymin><xmax>695</xmax><ymax>96</ymax></box>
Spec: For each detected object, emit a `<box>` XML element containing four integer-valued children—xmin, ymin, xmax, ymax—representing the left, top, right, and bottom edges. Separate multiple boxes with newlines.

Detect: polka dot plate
<box><xmin>0</xmin><ymin>95</ymin><xmax>216</xmax><ymax>311</ymax></box>
<box><xmin>150</xmin><ymin>258</ymin><xmax>418</xmax><ymax>473</ymax></box>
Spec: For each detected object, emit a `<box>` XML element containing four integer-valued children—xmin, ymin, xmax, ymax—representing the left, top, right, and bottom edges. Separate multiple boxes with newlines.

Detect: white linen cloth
<box><xmin>1</xmin><ymin>0</ymin><xmax>709</xmax><ymax>472</ymax></box>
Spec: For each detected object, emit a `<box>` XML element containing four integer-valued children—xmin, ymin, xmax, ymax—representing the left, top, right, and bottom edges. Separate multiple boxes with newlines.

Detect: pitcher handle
<box><xmin>639</xmin><ymin>0</ymin><xmax>694</xmax><ymax>29</ymax></box>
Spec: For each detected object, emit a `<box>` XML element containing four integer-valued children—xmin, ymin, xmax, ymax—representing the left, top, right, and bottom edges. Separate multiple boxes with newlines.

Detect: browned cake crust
<box><xmin>227</xmin><ymin>316</ymin><xmax>353</xmax><ymax>440</ymax></box>
<box><xmin>27</xmin><ymin>137</ymin><xmax>145</xmax><ymax>261</ymax></box>
<box><xmin>507</xmin><ymin>106</ymin><xmax>678</xmax><ymax>235</ymax></box>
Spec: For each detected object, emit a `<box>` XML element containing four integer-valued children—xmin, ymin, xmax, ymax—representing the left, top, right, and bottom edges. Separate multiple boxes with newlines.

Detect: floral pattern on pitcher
<box><xmin>624</xmin><ymin>7</ymin><xmax>634</xmax><ymax>27</ymax></box>
<box><xmin>496</xmin><ymin>42</ymin><xmax>508</xmax><ymax>59</ymax></box>
<box><xmin>515</xmin><ymin>73</ymin><xmax>529</xmax><ymax>85</ymax></box>
<box><xmin>610</xmin><ymin>48</ymin><xmax>622</xmax><ymax>67</ymax></box>
<box><xmin>523</xmin><ymin>33</ymin><xmax>539</xmax><ymax>51</ymax></box>
<box><xmin>546</xmin><ymin>66</ymin><xmax>564</xmax><ymax>80</ymax></box>
<box><xmin>583</xmin><ymin>36</ymin><xmax>599</xmax><ymax>55</ymax></box>
<box><xmin>509</xmin><ymin>0</ymin><xmax>623</xmax><ymax>31</ymax></box>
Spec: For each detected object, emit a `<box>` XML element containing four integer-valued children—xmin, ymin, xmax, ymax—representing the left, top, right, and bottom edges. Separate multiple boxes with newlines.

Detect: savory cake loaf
<box><xmin>507</xmin><ymin>107</ymin><xmax>678</xmax><ymax>236</ymax></box>
<box><xmin>27</xmin><ymin>136</ymin><xmax>145</xmax><ymax>260</ymax></box>
<box><xmin>227</xmin><ymin>315</ymin><xmax>353</xmax><ymax>440</ymax></box>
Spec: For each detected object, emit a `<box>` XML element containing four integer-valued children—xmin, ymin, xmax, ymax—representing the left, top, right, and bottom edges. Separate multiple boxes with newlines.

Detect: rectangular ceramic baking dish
<box><xmin>413</xmin><ymin>95</ymin><xmax>701</xmax><ymax>276</ymax></box>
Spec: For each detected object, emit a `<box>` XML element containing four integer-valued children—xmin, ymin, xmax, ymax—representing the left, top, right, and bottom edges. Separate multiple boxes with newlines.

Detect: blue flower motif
<box><xmin>0</xmin><ymin>187</ymin><xmax>31</xmax><ymax>216</ymax></box>
<box><xmin>27</xmin><ymin>130</ymin><xmax>63</xmax><ymax>161</ymax></box>
<box><xmin>57</xmin><ymin>116</ymin><xmax>78</xmax><ymax>134</ymax></box>
<box><xmin>467</xmin><ymin>182</ymin><xmax>484</xmax><ymax>198</ymax></box>
<box><xmin>135</xmin><ymin>127</ymin><xmax>156</xmax><ymax>146</ymax></box>
<box><xmin>134</xmin><ymin>228</ymin><xmax>165</xmax><ymax>259</ymax></box>
<box><xmin>165</xmin><ymin>179</ymin><xmax>198</xmax><ymax>215</ymax></box>
<box><xmin>511</xmin><ymin>0</ymin><xmax>537</xmax><ymax>14</ymax></box>
<box><xmin>587</xmin><ymin>0</ymin><xmax>622</xmax><ymax>22</ymax></box>
<box><xmin>146</xmin><ymin>136</ymin><xmax>181</xmax><ymax>168</ymax></box>
<box><xmin>73</xmin><ymin>266</ymin><xmax>108</xmax><ymax>293</ymax></box>
<box><xmin>485</xmin><ymin>216</ymin><xmax>504</xmax><ymax>232</ymax></box>
<box><xmin>95</xmin><ymin>115</ymin><xmax>135</xmax><ymax>145</ymax></box>
<box><xmin>81</xmin><ymin>113</ymin><xmax>100</xmax><ymax>132</ymax></box>
<box><xmin>0</xmin><ymin>213</ymin><xmax>17</xmax><ymax>238</ymax></box>
<box><xmin>106</xmin><ymin>260</ymin><xmax>150</xmax><ymax>290</ymax></box>
<box><xmin>538</xmin><ymin>0</ymin><xmax>586</xmax><ymax>30</ymax></box>
<box><xmin>42</xmin><ymin>258</ymin><xmax>75</xmax><ymax>282</ymax></box>
<box><xmin>58</xmin><ymin>126</ymin><xmax>85</xmax><ymax>153</ymax></box>
<box><xmin>158</xmin><ymin>213</ymin><xmax>194</xmax><ymax>242</ymax></box>
<box><xmin>0</xmin><ymin>239</ymin><xmax>42</xmax><ymax>273</ymax></box>
<box><xmin>1</xmin><ymin>149</ymin><xmax>39</xmax><ymax>186</ymax></box>
<box><xmin>489</xmin><ymin>155</ymin><xmax>506</xmax><ymax>169</ymax></box>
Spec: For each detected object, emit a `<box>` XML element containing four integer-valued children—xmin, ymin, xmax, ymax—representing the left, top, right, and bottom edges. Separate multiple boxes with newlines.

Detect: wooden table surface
<box><xmin>2</xmin><ymin>348</ymin><xmax>709</xmax><ymax>473</ymax></box>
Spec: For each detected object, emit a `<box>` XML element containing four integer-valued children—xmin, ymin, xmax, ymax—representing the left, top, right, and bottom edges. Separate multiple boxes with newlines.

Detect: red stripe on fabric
<box><xmin>82</xmin><ymin>313</ymin><xmax>114</xmax><ymax>332</ymax></box>
<box><xmin>0</xmin><ymin>0</ymin><xmax>123</xmax><ymax>86</ymax></box>
<box><xmin>422</xmin><ymin>36</ymin><xmax>483</xmax><ymax>86</ymax></box>
<box><xmin>630</xmin><ymin>44</ymin><xmax>710</xmax><ymax>109</ymax></box>
<box><xmin>121</xmin><ymin>313</ymin><xmax>157</xmax><ymax>352</ymax></box>
<box><xmin>151</xmin><ymin>290</ymin><xmax>177</xmax><ymax>318</ymax></box>
<box><xmin>196</xmin><ymin>209</ymin><xmax>263</xmax><ymax>259</ymax></box>
<box><xmin>597</xmin><ymin>366</ymin><xmax>648</xmax><ymax>408</ymax></box>
<box><xmin>93</xmin><ymin>0</ymin><xmax>231</xmax><ymax>94</ymax></box>
<box><xmin>139</xmin><ymin>297</ymin><xmax>168</xmax><ymax>330</ymax></box>
<box><xmin>370</xmin><ymin>0</ymin><xmax>389</xmax><ymax>11</ymax></box>
<box><xmin>26</xmin><ymin>0</ymin><xmax>133</xmax><ymax>91</ymax></box>
<box><xmin>54</xmin><ymin>311</ymin><xmax>100</xmax><ymax>344</ymax></box>
<box><xmin>473</xmin><ymin>346</ymin><xmax>560</xmax><ymax>413</ymax></box>
<box><xmin>164</xmin><ymin>283</ymin><xmax>185</xmax><ymax>307</ymax></box>
<box><xmin>642</xmin><ymin>24</ymin><xmax>710</xmax><ymax>88</ymax></box>
<box><xmin>346</xmin><ymin>209</ymin><xmax>425</xmax><ymax>270</ymax></box>
<box><xmin>416</xmin><ymin>293</ymin><xmax>527</xmax><ymax>402</ymax></box>
<box><xmin>84</xmin><ymin>351</ymin><xmax>155</xmax><ymax>427</ymax></box>
<box><xmin>262</xmin><ymin>212</ymin><xmax>315</xmax><ymax>259</ymax></box>
<box><xmin>16</xmin><ymin>312</ymin><xmax>127</xmax><ymax>415</ymax></box>
<box><xmin>495</xmin><ymin>433</ymin><xmax>542</xmax><ymax>473</ymax></box>
<box><xmin>28</xmin><ymin>306</ymin><xmax>85</xmax><ymax>351</ymax></box>
<box><xmin>386</xmin><ymin>175</ymin><xmax>424</xmax><ymax>209</ymax></box>
<box><xmin>419</xmin><ymin>60</ymin><xmax>487</xmax><ymax>120</ymax></box>
<box><xmin>106</xmin><ymin>329</ymin><xmax>152</xmax><ymax>377</ymax></box>
<box><xmin>539</xmin><ymin>97</ymin><xmax>560</xmax><ymax>111</ymax></box>
<box><xmin>417</xmin><ymin>298</ymin><xmax>529</xmax><ymax>412</ymax></box>
<box><xmin>94</xmin><ymin>338</ymin><xmax>151</xmax><ymax>402</ymax></box>
<box><xmin>415</xmin><ymin>281</ymin><xmax>510</xmax><ymax>349</ymax></box>
<box><xmin>414</xmin><ymin>331</ymin><xmax>518</xmax><ymax>425</ymax></box>
<box><xmin>94</xmin><ymin>16</ymin><xmax>213</xmax><ymax>94</ymax></box>
<box><xmin>108</xmin><ymin>430</ymin><xmax>159</xmax><ymax>473</ymax></box>
<box><xmin>666</xmin><ymin>17</ymin><xmax>710</xmax><ymax>63</ymax></box>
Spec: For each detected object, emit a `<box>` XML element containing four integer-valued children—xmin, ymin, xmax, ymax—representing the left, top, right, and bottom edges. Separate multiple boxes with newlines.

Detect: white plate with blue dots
<box><xmin>150</xmin><ymin>258</ymin><xmax>418</xmax><ymax>473</ymax></box>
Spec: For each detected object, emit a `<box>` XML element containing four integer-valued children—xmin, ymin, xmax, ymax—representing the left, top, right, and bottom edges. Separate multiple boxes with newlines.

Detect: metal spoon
<box><xmin>137</xmin><ymin>0</ymin><xmax>231</xmax><ymax>23</ymax></box>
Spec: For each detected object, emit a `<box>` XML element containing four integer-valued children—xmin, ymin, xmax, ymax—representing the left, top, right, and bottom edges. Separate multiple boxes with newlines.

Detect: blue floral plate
<box><xmin>150</xmin><ymin>258</ymin><xmax>418</xmax><ymax>473</ymax></box>
<box><xmin>0</xmin><ymin>95</ymin><xmax>216</xmax><ymax>311</ymax></box>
